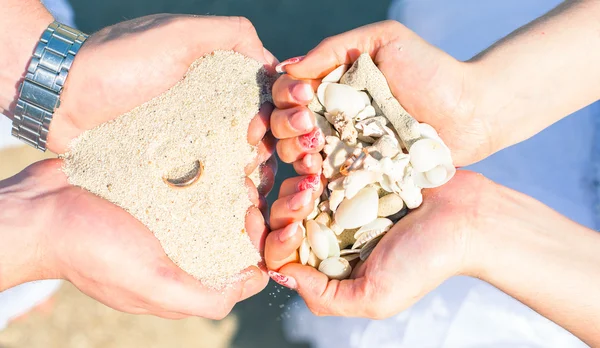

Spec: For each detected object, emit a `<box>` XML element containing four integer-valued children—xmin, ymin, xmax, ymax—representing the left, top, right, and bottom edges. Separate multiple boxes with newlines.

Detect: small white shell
<box><xmin>369</xmin><ymin>135</ymin><xmax>400</xmax><ymax>159</ymax></box>
<box><xmin>359</xmin><ymin>91</ymin><xmax>372</xmax><ymax>107</ymax></box>
<box><xmin>352</xmin><ymin>218</ymin><xmax>393</xmax><ymax>249</ymax></box>
<box><xmin>299</xmin><ymin>237</ymin><xmax>311</xmax><ymax>265</ymax></box>
<box><xmin>418</xmin><ymin>123</ymin><xmax>443</xmax><ymax>142</ymax></box>
<box><xmin>322</xmin><ymin>65</ymin><xmax>349</xmax><ymax>83</ymax></box>
<box><xmin>323</xmin><ymin>136</ymin><xmax>354</xmax><ymax>178</ymax></box>
<box><xmin>323</xmin><ymin>83</ymin><xmax>367</xmax><ymax>119</ymax></box>
<box><xmin>306</xmin><ymin>220</ymin><xmax>330</xmax><ymax>260</ymax></box>
<box><xmin>413</xmin><ymin>162</ymin><xmax>456</xmax><ymax>188</ymax></box>
<box><xmin>398</xmin><ymin>169</ymin><xmax>423</xmax><ymax>209</ymax></box>
<box><xmin>314</xmin><ymin>211</ymin><xmax>331</xmax><ymax>226</ymax></box>
<box><xmin>326</xmin><ymin>227</ymin><xmax>341</xmax><ymax>258</ymax></box>
<box><xmin>318</xmin><ymin>257</ymin><xmax>352</xmax><ymax>280</ymax></box>
<box><xmin>329</xmin><ymin>221</ymin><xmax>345</xmax><ymax>235</ymax></box>
<box><xmin>317</xmin><ymin>82</ymin><xmax>331</xmax><ymax>107</ymax></box>
<box><xmin>306</xmin><ymin>198</ymin><xmax>320</xmax><ymax>220</ymax></box>
<box><xmin>377</xmin><ymin>193</ymin><xmax>404</xmax><ymax>217</ymax></box>
<box><xmin>356</xmin><ymin>118</ymin><xmax>389</xmax><ymax>138</ymax></box>
<box><xmin>334</xmin><ymin>186</ymin><xmax>379</xmax><ymax>229</ymax></box>
<box><xmin>408</xmin><ymin>138</ymin><xmax>452</xmax><ymax>172</ymax></box>
<box><xmin>343</xmin><ymin>170</ymin><xmax>382</xmax><ymax>199</ymax></box>
<box><xmin>329</xmin><ymin>189</ymin><xmax>345</xmax><ymax>213</ymax></box>
<box><xmin>307</xmin><ymin>251</ymin><xmax>321</xmax><ymax>268</ymax></box>
<box><xmin>355</xmin><ymin>105</ymin><xmax>377</xmax><ymax>121</ymax></box>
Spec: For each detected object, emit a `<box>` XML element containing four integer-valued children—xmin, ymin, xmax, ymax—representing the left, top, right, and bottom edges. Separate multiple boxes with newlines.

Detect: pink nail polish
<box><xmin>297</xmin><ymin>174</ymin><xmax>320</xmax><ymax>192</ymax></box>
<box><xmin>269</xmin><ymin>270</ymin><xmax>298</xmax><ymax>290</ymax></box>
<box><xmin>275</xmin><ymin>56</ymin><xmax>306</xmax><ymax>73</ymax></box>
<box><xmin>299</xmin><ymin>128</ymin><xmax>323</xmax><ymax>151</ymax></box>
<box><xmin>279</xmin><ymin>222</ymin><xmax>300</xmax><ymax>242</ymax></box>
<box><xmin>291</xmin><ymin>83</ymin><xmax>314</xmax><ymax>103</ymax></box>
<box><xmin>288</xmin><ymin>189</ymin><xmax>313</xmax><ymax>211</ymax></box>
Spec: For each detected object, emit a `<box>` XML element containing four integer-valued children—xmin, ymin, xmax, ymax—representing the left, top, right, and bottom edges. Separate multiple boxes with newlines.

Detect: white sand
<box><xmin>63</xmin><ymin>51</ymin><xmax>275</xmax><ymax>289</ymax></box>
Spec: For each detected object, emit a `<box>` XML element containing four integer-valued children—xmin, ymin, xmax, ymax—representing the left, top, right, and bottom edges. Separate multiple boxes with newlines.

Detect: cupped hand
<box><xmin>4</xmin><ymin>159</ymin><xmax>269</xmax><ymax>320</ymax></box>
<box><xmin>272</xmin><ymin>20</ymin><xmax>494</xmax><ymax>170</ymax></box>
<box><xmin>265</xmin><ymin>171</ymin><xmax>492</xmax><ymax>318</ymax></box>
<box><xmin>48</xmin><ymin>14</ymin><xmax>277</xmax><ymax>194</ymax></box>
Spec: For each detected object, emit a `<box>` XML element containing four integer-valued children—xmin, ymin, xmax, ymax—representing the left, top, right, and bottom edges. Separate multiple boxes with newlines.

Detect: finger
<box><xmin>245</xmin><ymin>205</ymin><xmax>267</xmax><ymax>252</ymax></box>
<box><xmin>262</xmin><ymin>47</ymin><xmax>279</xmax><ymax>74</ymax></box>
<box><xmin>245</xmin><ymin>177</ymin><xmax>260</xmax><ymax>207</ymax></box>
<box><xmin>282</xmin><ymin>20</ymin><xmax>409</xmax><ymax>79</ymax></box>
<box><xmin>248</xmin><ymin>103</ymin><xmax>273</xmax><ymax>146</ymax></box>
<box><xmin>293</xmin><ymin>153</ymin><xmax>323</xmax><ymax>176</ymax></box>
<box><xmin>278</xmin><ymin>174</ymin><xmax>323</xmax><ymax>198</ymax></box>
<box><xmin>278</xmin><ymin>263</ymin><xmax>375</xmax><ymax>317</ymax></box>
<box><xmin>270</xmin><ymin>188</ymin><xmax>321</xmax><ymax>230</ymax></box>
<box><xmin>271</xmin><ymin>106</ymin><xmax>316</xmax><ymax>139</ymax></box>
<box><xmin>264</xmin><ymin>222</ymin><xmax>304</xmax><ymax>270</ymax></box>
<box><xmin>272</xmin><ymin>74</ymin><xmax>319</xmax><ymax>109</ymax></box>
<box><xmin>257</xmin><ymin>155</ymin><xmax>277</xmax><ymax>197</ymax></box>
<box><xmin>276</xmin><ymin>128</ymin><xmax>324</xmax><ymax>163</ymax></box>
<box><xmin>245</xmin><ymin>131</ymin><xmax>276</xmax><ymax>175</ymax></box>
<box><xmin>239</xmin><ymin>265</ymin><xmax>269</xmax><ymax>301</ymax></box>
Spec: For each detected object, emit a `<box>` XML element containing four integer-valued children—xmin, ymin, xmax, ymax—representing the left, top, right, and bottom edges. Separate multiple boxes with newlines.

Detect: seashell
<box><xmin>380</xmin><ymin>153</ymin><xmax>410</xmax><ymax>183</ymax></box>
<box><xmin>323</xmin><ymin>136</ymin><xmax>354</xmax><ymax>178</ymax></box>
<box><xmin>334</xmin><ymin>186</ymin><xmax>379</xmax><ymax>229</ymax></box>
<box><xmin>418</xmin><ymin>123</ymin><xmax>444</xmax><ymax>142</ymax></box>
<box><xmin>306</xmin><ymin>198</ymin><xmax>320</xmax><ymax>220</ymax></box>
<box><xmin>398</xmin><ymin>168</ymin><xmax>423</xmax><ymax>209</ymax></box>
<box><xmin>299</xmin><ymin>222</ymin><xmax>307</xmax><ymax>238</ymax></box>
<box><xmin>357</xmin><ymin>134</ymin><xmax>376</xmax><ymax>144</ymax></box>
<box><xmin>327</xmin><ymin>227</ymin><xmax>341</xmax><ymax>258</ymax></box>
<box><xmin>341</xmin><ymin>253</ymin><xmax>360</xmax><ymax>262</ymax></box>
<box><xmin>352</xmin><ymin>218</ymin><xmax>393</xmax><ymax>249</ymax></box>
<box><xmin>317</xmin><ymin>82</ymin><xmax>331</xmax><ymax>107</ymax></box>
<box><xmin>308</xmin><ymin>96</ymin><xmax>325</xmax><ymax>115</ymax></box>
<box><xmin>307</xmin><ymin>250</ymin><xmax>321</xmax><ymax>268</ymax></box>
<box><xmin>413</xmin><ymin>162</ymin><xmax>456</xmax><ymax>188</ymax></box>
<box><xmin>356</xmin><ymin>118</ymin><xmax>389</xmax><ymax>138</ymax></box>
<box><xmin>314</xmin><ymin>211</ymin><xmax>331</xmax><ymax>226</ymax></box>
<box><xmin>343</xmin><ymin>170</ymin><xmax>382</xmax><ymax>199</ymax></box>
<box><xmin>322</xmin><ymin>65</ymin><xmax>349</xmax><ymax>83</ymax></box>
<box><xmin>323</xmin><ymin>83</ymin><xmax>369</xmax><ymax>119</ymax></box>
<box><xmin>360</xmin><ymin>234</ymin><xmax>384</xmax><ymax>261</ymax></box>
<box><xmin>325</xmin><ymin>111</ymin><xmax>358</xmax><ymax>145</ymax></box>
<box><xmin>318</xmin><ymin>257</ymin><xmax>352</xmax><ymax>280</ymax></box>
<box><xmin>340</xmin><ymin>249</ymin><xmax>361</xmax><ymax>256</ymax></box>
<box><xmin>315</xmin><ymin>113</ymin><xmax>334</xmax><ymax>137</ymax></box>
<box><xmin>329</xmin><ymin>189</ymin><xmax>345</xmax><ymax>213</ymax></box>
<box><xmin>379</xmin><ymin>174</ymin><xmax>401</xmax><ymax>194</ymax></box>
<box><xmin>408</xmin><ymin>138</ymin><xmax>453</xmax><ymax>173</ymax></box>
<box><xmin>329</xmin><ymin>221</ymin><xmax>344</xmax><ymax>236</ymax></box>
<box><xmin>359</xmin><ymin>92</ymin><xmax>372</xmax><ymax>107</ymax></box>
<box><xmin>369</xmin><ymin>135</ymin><xmax>400</xmax><ymax>159</ymax></box>
<box><xmin>299</xmin><ymin>237</ymin><xmax>311</xmax><ymax>265</ymax></box>
<box><xmin>377</xmin><ymin>193</ymin><xmax>404</xmax><ymax>217</ymax></box>
<box><xmin>306</xmin><ymin>220</ymin><xmax>331</xmax><ymax>260</ymax></box>
<box><xmin>355</xmin><ymin>105</ymin><xmax>377</xmax><ymax>121</ymax></box>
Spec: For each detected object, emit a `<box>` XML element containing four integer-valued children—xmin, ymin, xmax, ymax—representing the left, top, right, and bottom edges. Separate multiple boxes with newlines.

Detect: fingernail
<box><xmin>290</xmin><ymin>110</ymin><xmax>314</xmax><ymax>132</ymax></box>
<box><xmin>269</xmin><ymin>270</ymin><xmax>298</xmax><ymax>290</ymax></box>
<box><xmin>299</xmin><ymin>128</ymin><xmax>324</xmax><ymax>150</ymax></box>
<box><xmin>303</xmin><ymin>154</ymin><xmax>313</xmax><ymax>168</ymax></box>
<box><xmin>291</xmin><ymin>83</ymin><xmax>314</xmax><ymax>103</ymax></box>
<box><xmin>275</xmin><ymin>56</ymin><xmax>305</xmax><ymax>73</ymax></box>
<box><xmin>279</xmin><ymin>222</ymin><xmax>300</xmax><ymax>243</ymax></box>
<box><xmin>297</xmin><ymin>174</ymin><xmax>320</xmax><ymax>192</ymax></box>
<box><xmin>288</xmin><ymin>189</ymin><xmax>313</xmax><ymax>211</ymax></box>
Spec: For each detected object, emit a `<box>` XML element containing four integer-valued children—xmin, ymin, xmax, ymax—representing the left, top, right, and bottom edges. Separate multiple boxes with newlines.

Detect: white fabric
<box><xmin>283</xmin><ymin>1</ymin><xmax>597</xmax><ymax>346</ymax></box>
<box><xmin>0</xmin><ymin>0</ymin><xmax>75</xmax><ymax>330</ymax></box>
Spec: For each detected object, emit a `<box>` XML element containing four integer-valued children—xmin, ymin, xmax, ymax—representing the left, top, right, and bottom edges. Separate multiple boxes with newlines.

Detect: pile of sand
<box><xmin>63</xmin><ymin>51</ymin><xmax>275</xmax><ymax>289</ymax></box>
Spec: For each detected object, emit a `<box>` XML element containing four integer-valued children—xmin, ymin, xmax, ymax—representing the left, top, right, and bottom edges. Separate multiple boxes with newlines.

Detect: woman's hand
<box><xmin>272</xmin><ymin>20</ymin><xmax>492</xmax><ymax>170</ymax></box>
<box><xmin>0</xmin><ymin>159</ymin><xmax>269</xmax><ymax>320</ymax></box>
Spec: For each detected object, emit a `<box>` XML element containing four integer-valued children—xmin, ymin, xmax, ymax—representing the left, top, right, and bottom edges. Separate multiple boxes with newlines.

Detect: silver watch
<box><xmin>11</xmin><ymin>21</ymin><xmax>88</xmax><ymax>151</ymax></box>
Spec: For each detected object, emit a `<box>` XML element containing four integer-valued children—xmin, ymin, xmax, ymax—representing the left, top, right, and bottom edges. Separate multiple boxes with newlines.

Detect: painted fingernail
<box><xmin>275</xmin><ymin>56</ymin><xmax>305</xmax><ymax>73</ymax></box>
<box><xmin>297</xmin><ymin>174</ymin><xmax>320</xmax><ymax>192</ymax></box>
<box><xmin>299</xmin><ymin>128</ymin><xmax>324</xmax><ymax>151</ymax></box>
<box><xmin>288</xmin><ymin>189</ymin><xmax>313</xmax><ymax>211</ymax></box>
<box><xmin>303</xmin><ymin>154</ymin><xmax>313</xmax><ymax>168</ymax></box>
<box><xmin>291</xmin><ymin>83</ymin><xmax>314</xmax><ymax>103</ymax></box>
<box><xmin>290</xmin><ymin>110</ymin><xmax>314</xmax><ymax>132</ymax></box>
<box><xmin>279</xmin><ymin>222</ymin><xmax>301</xmax><ymax>243</ymax></box>
<box><xmin>268</xmin><ymin>270</ymin><xmax>298</xmax><ymax>290</ymax></box>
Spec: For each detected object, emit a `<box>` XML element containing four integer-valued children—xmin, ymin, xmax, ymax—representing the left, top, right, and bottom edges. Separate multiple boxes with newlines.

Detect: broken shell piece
<box><xmin>360</xmin><ymin>235</ymin><xmax>384</xmax><ymax>261</ymax></box>
<box><xmin>323</xmin><ymin>136</ymin><xmax>354</xmax><ymax>178</ymax></box>
<box><xmin>377</xmin><ymin>193</ymin><xmax>404</xmax><ymax>217</ymax></box>
<box><xmin>355</xmin><ymin>105</ymin><xmax>377</xmax><ymax>122</ymax></box>
<box><xmin>318</xmin><ymin>200</ymin><xmax>331</xmax><ymax>213</ymax></box>
<box><xmin>413</xmin><ymin>162</ymin><xmax>457</xmax><ymax>188</ymax></box>
<box><xmin>342</xmin><ymin>253</ymin><xmax>360</xmax><ymax>262</ymax></box>
<box><xmin>306</xmin><ymin>220</ymin><xmax>331</xmax><ymax>260</ymax></box>
<box><xmin>318</xmin><ymin>257</ymin><xmax>352</xmax><ymax>280</ymax></box>
<box><xmin>314</xmin><ymin>211</ymin><xmax>331</xmax><ymax>226</ymax></box>
<box><xmin>325</xmin><ymin>111</ymin><xmax>358</xmax><ymax>145</ymax></box>
<box><xmin>356</xmin><ymin>117</ymin><xmax>392</xmax><ymax>138</ymax></box>
<box><xmin>329</xmin><ymin>221</ymin><xmax>344</xmax><ymax>235</ymax></box>
<box><xmin>398</xmin><ymin>169</ymin><xmax>423</xmax><ymax>209</ymax></box>
<box><xmin>329</xmin><ymin>189</ymin><xmax>345</xmax><ymax>213</ymax></box>
<box><xmin>315</xmin><ymin>113</ymin><xmax>334</xmax><ymax>137</ymax></box>
<box><xmin>307</xmin><ymin>251</ymin><xmax>321</xmax><ymax>268</ymax></box>
<box><xmin>322</xmin><ymin>65</ymin><xmax>349</xmax><ymax>83</ymax></box>
<box><xmin>369</xmin><ymin>135</ymin><xmax>400</xmax><ymax>159</ymax></box>
<box><xmin>323</xmin><ymin>83</ymin><xmax>368</xmax><ymax>119</ymax></box>
<box><xmin>343</xmin><ymin>169</ymin><xmax>382</xmax><ymax>199</ymax></box>
<box><xmin>340</xmin><ymin>249</ymin><xmax>361</xmax><ymax>256</ymax></box>
<box><xmin>163</xmin><ymin>160</ymin><xmax>203</xmax><ymax>189</ymax></box>
<box><xmin>334</xmin><ymin>186</ymin><xmax>379</xmax><ymax>229</ymax></box>
<box><xmin>299</xmin><ymin>238</ymin><xmax>311</xmax><ymax>265</ymax></box>
<box><xmin>352</xmin><ymin>218</ymin><xmax>393</xmax><ymax>249</ymax></box>
<box><xmin>308</xmin><ymin>96</ymin><xmax>325</xmax><ymax>115</ymax></box>
<box><xmin>409</xmin><ymin>138</ymin><xmax>453</xmax><ymax>173</ymax></box>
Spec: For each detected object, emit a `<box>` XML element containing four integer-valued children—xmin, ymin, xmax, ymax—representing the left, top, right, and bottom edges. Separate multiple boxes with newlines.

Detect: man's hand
<box><xmin>0</xmin><ymin>159</ymin><xmax>269</xmax><ymax>320</ymax></box>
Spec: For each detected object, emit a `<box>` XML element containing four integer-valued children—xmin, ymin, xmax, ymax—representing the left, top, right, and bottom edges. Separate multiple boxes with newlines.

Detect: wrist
<box><xmin>0</xmin><ymin>5</ymin><xmax>53</xmax><ymax>116</ymax></box>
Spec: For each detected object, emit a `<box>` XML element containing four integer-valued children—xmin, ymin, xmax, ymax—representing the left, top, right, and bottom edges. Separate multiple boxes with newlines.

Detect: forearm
<box><xmin>0</xmin><ymin>0</ymin><xmax>53</xmax><ymax>118</ymax></box>
<box><xmin>471</xmin><ymin>186</ymin><xmax>600</xmax><ymax>346</ymax></box>
<box><xmin>469</xmin><ymin>0</ymin><xmax>600</xmax><ymax>152</ymax></box>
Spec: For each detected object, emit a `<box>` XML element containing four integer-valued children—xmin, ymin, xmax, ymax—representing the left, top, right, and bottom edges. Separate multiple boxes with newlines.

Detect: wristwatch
<box><xmin>11</xmin><ymin>21</ymin><xmax>88</xmax><ymax>151</ymax></box>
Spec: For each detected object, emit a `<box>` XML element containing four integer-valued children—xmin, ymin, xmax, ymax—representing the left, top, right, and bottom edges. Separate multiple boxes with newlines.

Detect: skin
<box><xmin>0</xmin><ymin>0</ymin><xmax>277</xmax><ymax>319</ymax></box>
<box><xmin>267</xmin><ymin>0</ymin><xmax>600</xmax><ymax>345</ymax></box>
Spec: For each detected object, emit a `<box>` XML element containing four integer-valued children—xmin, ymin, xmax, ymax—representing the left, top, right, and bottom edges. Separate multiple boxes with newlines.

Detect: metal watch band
<box><xmin>11</xmin><ymin>21</ymin><xmax>88</xmax><ymax>151</ymax></box>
